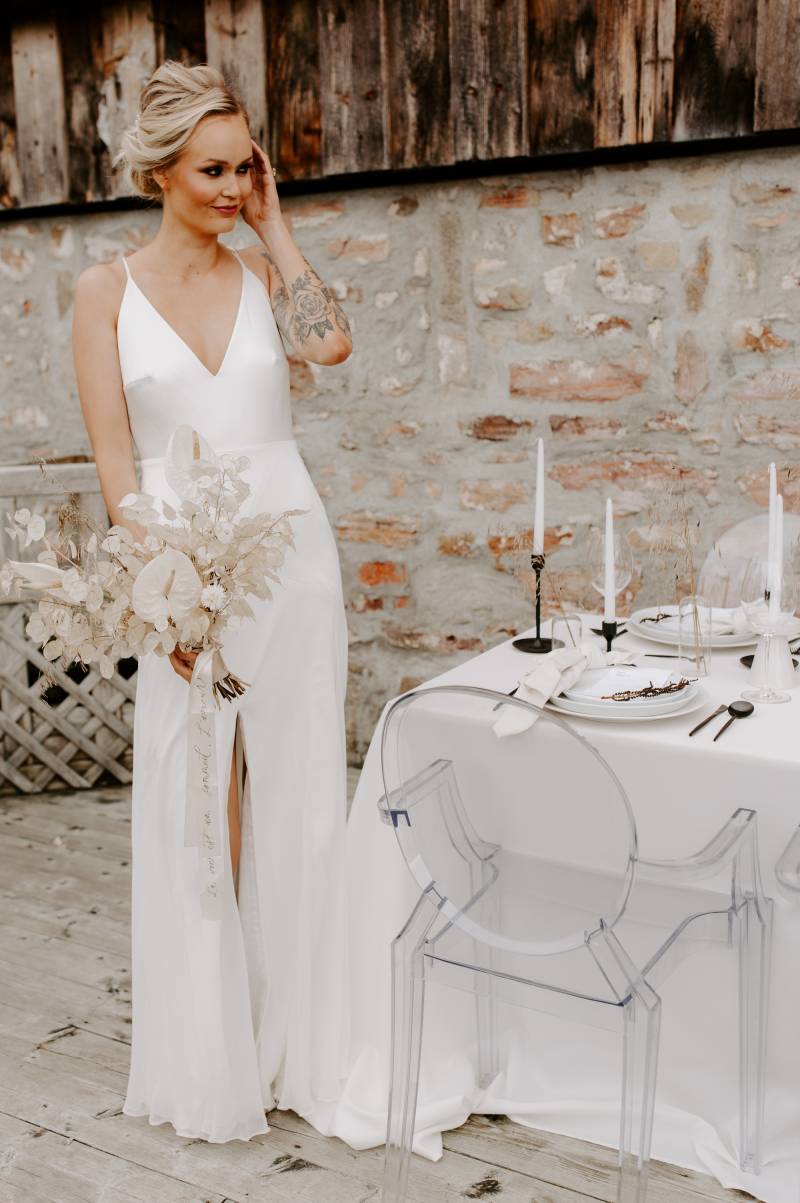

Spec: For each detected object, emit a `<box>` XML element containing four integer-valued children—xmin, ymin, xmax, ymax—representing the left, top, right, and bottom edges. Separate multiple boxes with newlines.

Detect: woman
<box><xmin>72</xmin><ymin>60</ymin><xmax>352</xmax><ymax>1143</ymax></box>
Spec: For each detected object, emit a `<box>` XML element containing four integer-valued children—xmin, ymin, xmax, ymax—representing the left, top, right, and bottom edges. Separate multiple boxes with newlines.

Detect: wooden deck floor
<box><xmin>0</xmin><ymin>782</ymin><xmax>755</xmax><ymax>1203</ymax></box>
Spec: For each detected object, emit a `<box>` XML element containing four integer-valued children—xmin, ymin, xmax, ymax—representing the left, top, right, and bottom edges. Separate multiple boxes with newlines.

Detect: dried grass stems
<box><xmin>642</xmin><ymin>468</ymin><xmax>704</xmax><ymax>669</ymax></box>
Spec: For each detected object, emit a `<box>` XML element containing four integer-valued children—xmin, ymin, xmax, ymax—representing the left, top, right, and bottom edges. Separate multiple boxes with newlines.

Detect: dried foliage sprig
<box><xmin>602</xmin><ymin>677</ymin><xmax>695</xmax><ymax>702</ymax></box>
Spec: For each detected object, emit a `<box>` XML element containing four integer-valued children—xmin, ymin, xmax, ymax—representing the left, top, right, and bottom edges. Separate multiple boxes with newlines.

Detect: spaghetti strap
<box><xmin>229</xmin><ymin>247</ymin><xmax>243</xmax><ymax>266</ymax></box>
<box><xmin>120</xmin><ymin>254</ymin><xmax>131</xmax><ymax>280</ymax></box>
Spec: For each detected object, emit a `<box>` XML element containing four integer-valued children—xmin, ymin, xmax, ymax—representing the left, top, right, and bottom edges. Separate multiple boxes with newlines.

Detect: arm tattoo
<box><xmin>259</xmin><ymin>250</ymin><xmax>351</xmax><ymax>350</ymax></box>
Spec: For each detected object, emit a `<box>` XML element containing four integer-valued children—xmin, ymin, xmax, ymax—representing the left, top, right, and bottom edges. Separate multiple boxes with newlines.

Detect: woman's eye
<box><xmin>237</xmin><ymin>165</ymin><xmax>251</xmax><ymax>174</ymax></box>
<box><xmin>203</xmin><ymin>167</ymin><xmax>221</xmax><ymax>176</ymax></box>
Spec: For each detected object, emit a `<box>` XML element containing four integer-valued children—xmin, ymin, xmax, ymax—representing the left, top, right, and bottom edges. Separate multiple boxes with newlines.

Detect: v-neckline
<box><xmin>124</xmin><ymin>255</ymin><xmax>245</xmax><ymax>379</ymax></box>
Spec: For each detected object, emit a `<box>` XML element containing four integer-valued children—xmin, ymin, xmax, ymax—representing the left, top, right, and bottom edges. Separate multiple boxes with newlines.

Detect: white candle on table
<box><xmin>770</xmin><ymin>493</ymin><xmax>783</xmax><ymax>618</ymax></box>
<box><xmin>533</xmin><ymin>438</ymin><xmax>544</xmax><ymax>555</ymax></box>
<box><xmin>603</xmin><ymin>498</ymin><xmax>615</xmax><ymax>624</ymax></box>
<box><xmin>768</xmin><ymin>462</ymin><xmax>777</xmax><ymax>596</ymax></box>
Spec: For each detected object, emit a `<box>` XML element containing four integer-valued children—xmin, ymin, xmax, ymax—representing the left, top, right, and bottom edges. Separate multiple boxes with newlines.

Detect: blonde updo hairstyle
<box><xmin>114</xmin><ymin>60</ymin><xmax>249</xmax><ymax>199</ymax></box>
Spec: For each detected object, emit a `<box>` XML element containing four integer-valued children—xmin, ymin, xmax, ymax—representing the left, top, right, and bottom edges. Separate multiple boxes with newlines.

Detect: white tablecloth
<box><xmin>334</xmin><ymin>620</ymin><xmax>800</xmax><ymax>1203</ymax></box>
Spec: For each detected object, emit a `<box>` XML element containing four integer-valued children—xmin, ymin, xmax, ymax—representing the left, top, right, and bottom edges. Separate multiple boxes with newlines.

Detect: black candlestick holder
<box><xmin>513</xmin><ymin>553</ymin><xmax>556</xmax><ymax>654</ymax></box>
<box><xmin>601</xmin><ymin>619</ymin><xmax>620</xmax><ymax>652</ymax></box>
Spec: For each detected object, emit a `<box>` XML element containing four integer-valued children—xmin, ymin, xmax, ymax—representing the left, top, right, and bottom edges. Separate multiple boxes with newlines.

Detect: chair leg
<box><xmin>382</xmin><ymin>909</ymin><xmax>431</xmax><ymax>1203</ymax></box>
<box><xmin>737</xmin><ymin>894</ymin><xmax>773</xmax><ymax>1174</ymax></box>
<box><xmin>618</xmin><ymin>989</ymin><xmax>661</xmax><ymax>1203</ymax></box>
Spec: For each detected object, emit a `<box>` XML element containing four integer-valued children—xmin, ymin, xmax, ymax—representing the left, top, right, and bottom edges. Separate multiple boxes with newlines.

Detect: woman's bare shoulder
<box><xmin>73</xmin><ymin>258</ymin><xmax>127</xmax><ymax>320</ymax></box>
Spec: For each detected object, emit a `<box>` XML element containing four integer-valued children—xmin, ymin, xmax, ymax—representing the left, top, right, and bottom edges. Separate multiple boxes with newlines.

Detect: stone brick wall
<box><xmin>2</xmin><ymin>145</ymin><xmax>799</xmax><ymax>761</ymax></box>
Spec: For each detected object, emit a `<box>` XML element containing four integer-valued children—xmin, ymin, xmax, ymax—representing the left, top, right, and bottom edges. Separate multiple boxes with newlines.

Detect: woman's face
<box><xmin>156</xmin><ymin>112</ymin><xmax>254</xmax><ymax>230</ymax></box>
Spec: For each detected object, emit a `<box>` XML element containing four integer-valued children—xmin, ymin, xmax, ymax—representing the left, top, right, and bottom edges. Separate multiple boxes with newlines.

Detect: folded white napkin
<box><xmin>493</xmin><ymin>641</ymin><xmax>641</xmax><ymax>737</ymax></box>
<box><xmin>650</xmin><ymin>604</ymin><xmax>749</xmax><ymax>636</ymax></box>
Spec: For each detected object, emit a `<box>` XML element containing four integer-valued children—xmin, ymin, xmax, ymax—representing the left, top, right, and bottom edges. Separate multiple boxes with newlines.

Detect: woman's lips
<box><xmin>212</xmin><ymin>205</ymin><xmax>238</xmax><ymax>215</ymax></box>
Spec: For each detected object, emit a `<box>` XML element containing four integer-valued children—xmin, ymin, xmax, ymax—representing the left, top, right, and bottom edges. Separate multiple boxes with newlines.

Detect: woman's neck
<box><xmin>142</xmin><ymin>208</ymin><xmax>224</xmax><ymax>281</ymax></box>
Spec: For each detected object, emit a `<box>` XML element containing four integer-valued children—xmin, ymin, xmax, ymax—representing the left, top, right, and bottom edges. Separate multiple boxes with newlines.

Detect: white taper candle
<box><xmin>603</xmin><ymin>498</ymin><xmax>615</xmax><ymax>624</ymax></box>
<box><xmin>768</xmin><ymin>462</ymin><xmax>777</xmax><ymax>598</ymax></box>
<box><xmin>533</xmin><ymin>438</ymin><xmax>545</xmax><ymax>555</ymax></box>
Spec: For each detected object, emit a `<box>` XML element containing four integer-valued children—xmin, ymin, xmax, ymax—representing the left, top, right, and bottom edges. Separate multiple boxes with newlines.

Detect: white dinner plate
<box><xmin>627</xmin><ymin>606</ymin><xmax>771</xmax><ymax>650</ymax></box>
<box><xmin>546</xmin><ymin>686</ymin><xmax>709</xmax><ymax>723</ymax></box>
<box><xmin>562</xmin><ymin>666</ymin><xmax>699</xmax><ymax>710</ymax></box>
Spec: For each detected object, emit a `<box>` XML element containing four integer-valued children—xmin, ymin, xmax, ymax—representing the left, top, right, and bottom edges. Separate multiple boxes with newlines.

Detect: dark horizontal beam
<box><xmin>3</xmin><ymin>122</ymin><xmax>799</xmax><ymax>224</ymax></box>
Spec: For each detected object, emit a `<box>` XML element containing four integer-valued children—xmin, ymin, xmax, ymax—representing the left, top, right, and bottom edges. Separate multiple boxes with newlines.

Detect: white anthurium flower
<box><xmin>5</xmin><ymin>559</ymin><xmax>68</xmax><ymax>591</ymax></box>
<box><xmin>164</xmin><ymin>425</ymin><xmax>219</xmax><ymax>502</ymax></box>
<box><xmin>131</xmin><ymin>547</ymin><xmax>202</xmax><ymax>625</ymax></box>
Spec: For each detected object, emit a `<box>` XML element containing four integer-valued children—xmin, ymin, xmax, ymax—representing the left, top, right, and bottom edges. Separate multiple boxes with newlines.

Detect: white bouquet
<box><xmin>1</xmin><ymin>425</ymin><xmax>303</xmax><ymax>702</ymax></box>
<box><xmin>1</xmin><ymin>425</ymin><xmax>305</xmax><ymax>919</ymax></box>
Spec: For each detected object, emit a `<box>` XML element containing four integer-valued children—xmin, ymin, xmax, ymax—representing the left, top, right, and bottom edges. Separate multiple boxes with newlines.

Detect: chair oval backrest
<box><xmin>379</xmin><ymin>685</ymin><xmax>638</xmax><ymax>956</ymax></box>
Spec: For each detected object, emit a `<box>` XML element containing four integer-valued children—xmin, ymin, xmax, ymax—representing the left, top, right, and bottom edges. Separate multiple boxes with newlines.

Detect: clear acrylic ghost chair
<box><xmin>699</xmin><ymin>513</ymin><xmax>800</xmax><ymax>606</ymax></box>
<box><xmin>377</xmin><ymin>685</ymin><xmax>773</xmax><ymax>1203</ymax></box>
<box><xmin>776</xmin><ymin>827</ymin><xmax>800</xmax><ymax>898</ymax></box>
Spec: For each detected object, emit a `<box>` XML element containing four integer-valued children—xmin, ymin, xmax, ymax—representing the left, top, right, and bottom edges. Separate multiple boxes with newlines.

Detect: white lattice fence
<box><xmin>0</xmin><ymin>462</ymin><xmax>136</xmax><ymax>796</ymax></box>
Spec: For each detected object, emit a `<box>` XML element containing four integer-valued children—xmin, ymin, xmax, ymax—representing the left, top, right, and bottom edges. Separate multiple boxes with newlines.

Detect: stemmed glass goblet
<box><xmin>740</xmin><ymin>558</ymin><xmax>798</xmax><ymax>704</ymax></box>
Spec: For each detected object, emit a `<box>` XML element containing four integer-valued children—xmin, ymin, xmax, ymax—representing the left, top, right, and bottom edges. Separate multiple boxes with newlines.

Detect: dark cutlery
<box><xmin>491</xmin><ymin>685</ymin><xmax>519</xmax><ymax>712</ymax></box>
<box><xmin>591</xmin><ymin>626</ymin><xmax>627</xmax><ymax>637</ymax></box>
<box><xmin>712</xmin><ymin>700</ymin><xmax>755</xmax><ymax>742</ymax></box>
<box><xmin>688</xmin><ymin>704</ymin><xmax>727</xmax><ymax>737</ymax></box>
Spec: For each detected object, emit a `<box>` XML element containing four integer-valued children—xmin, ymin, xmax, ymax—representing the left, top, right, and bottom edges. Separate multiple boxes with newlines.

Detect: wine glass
<box><xmin>588</xmin><ymin>527</ymin><xmax>634</xmax><ymax>612</ymax></box>
<box><xmin>740</xmin><ymin>558</ymin><xmax>798</xmax><ymax>704</ymax></box>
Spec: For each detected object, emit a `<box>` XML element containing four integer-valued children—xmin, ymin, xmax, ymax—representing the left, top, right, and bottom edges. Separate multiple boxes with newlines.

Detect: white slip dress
<box><xmin>115</xmin><ymin>248</ymin><xmax>350</xmax><ymax>1142</ymax></box>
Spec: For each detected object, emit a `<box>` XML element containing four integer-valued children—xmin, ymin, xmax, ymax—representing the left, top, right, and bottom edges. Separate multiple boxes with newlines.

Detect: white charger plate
<box><xmin>627</xmin><ymin>606</ymin><xmax>765</xmax><ymax>649</ymax></box>
<box><xmin>562</xmin><ymin>666</ymin><xmax>698</xmax><ymax>710</ymax></box>
<box><xmin>546</xmin><ymin>686</ymin><xmax>709</xmax><ymax>723</ymax></box>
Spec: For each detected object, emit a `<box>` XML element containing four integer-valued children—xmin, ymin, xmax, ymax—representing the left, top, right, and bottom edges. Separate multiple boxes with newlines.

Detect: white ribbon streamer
<box><xmin>185</xmin><ymin>647</ymin><xmax>226</xmax><ymax>919</ymax></box>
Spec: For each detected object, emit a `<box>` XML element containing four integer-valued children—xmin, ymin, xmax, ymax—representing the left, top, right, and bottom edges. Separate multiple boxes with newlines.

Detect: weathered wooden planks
<box><xmin>595</xmin><ymin>0</ymin><xmax>676</xmax><ymax>146</ymax></box>
<box><xmin>98</xmin><ymin>2</ymin><xmax>158</xmax><ymax>199</ymax></box>
<box><xmin>754</xmin><ymin>0</ymin><xmax>800</xmax><ymax>130</ymax></box>
<box><xmin>10</xmin><ymin>18</ymin><xmax>69</xmax><ymax>206</ymax></box>
<box><xmin>318</xmin><ymin>0</ymin><xmax>390</xmax><ymax>175</ymax></box>
<box><xmin>204</xmin><ymin>0</ymin><xmax>269</xmax><ymax>147</ymax></box>
<box><xmin>384</xmin><ymin>0</ymin><xmax>452</xmax><ymax>168</ymax></box>
<box><xmin>673</xmin><ymin>0</ymin><xmax>757</xmax><ymax>139</ymax></box>
<box><xmin>0</xmin><ymin>784</ymin><xmax>750</xmax><ymax>1203</ymax></box>
<box><xmin>0</xmin><ymin>1</ymin><xmax>799</xmax><ymax>209</ymax></box>
<box><xmin>449</xmin><ymin>0</ymin><xmax>528</xmax><ymax>162</ymax></box>
<box><xmin>528</xmin><ymin>0</ymin><xmax>597</xmax><ymax>154</ymax></box>
<box><xmin>266</xmin><ymin>0</ymin><xmax>323</xmax><ymax>178</ymax></box>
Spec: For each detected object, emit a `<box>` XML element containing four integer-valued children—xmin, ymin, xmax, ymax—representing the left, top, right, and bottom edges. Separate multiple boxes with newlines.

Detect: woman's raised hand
<box><xmin>242</xmin><ymin>140</ymin><xmax>282</xmax><ymax>231</ymax></box>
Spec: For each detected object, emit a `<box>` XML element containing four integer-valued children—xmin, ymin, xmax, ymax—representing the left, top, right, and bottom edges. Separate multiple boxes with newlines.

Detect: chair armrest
<box><xmin>638</xmin><ymin>808</ymin><xmax>758</xmax><ymax>884</ymax></box>
<box><xmin>776</xmin><ymin>826</ymin><xmax>800</xmax><ymax>897</ymax></box>
<box><xmin>377</xmin><ymin>758</ymin><xmax>453</xmax><ymax>826</ymax></box>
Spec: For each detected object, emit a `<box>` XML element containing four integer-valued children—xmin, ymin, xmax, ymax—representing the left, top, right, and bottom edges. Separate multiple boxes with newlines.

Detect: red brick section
<box><xmin>738</xmin><ymin>468</ymin><xmax>800</xmax><ymax>510</ymax></box>
<box><xmin>358</xmin><ymin>561</ymin><xmax>408</xmax><ymax>586</ymax></box>
<box><xmin>288</xmin><ymin>355</ymin><xmax>316</xmax><ymax>400</ymax></box>
<box><xmin>549</xmin><ymin>415</ymin><xmax>624</xmax><ymax>439</ymax></box>
<box><xmin>458</xmin><ymin>480</ymin><xmax>530</xmax><ymax>512</ymax></box>
<box><xmin>729</xmin><ymin>320</ymin><xmax>789</xmax><ymax>353</ymax></box>
<box><xmin>673</xmin><ymin>332</ymin><xmax>709</xmax><ymax>405</ymax></box>
<box><xmin>464</xmin><ymin>415</ymin><xmax>533</xmax><ymax>441</ymax></box>
<box><xmin>383</xmin><ymin>627</ymin><xmax>484</xmax><ymax>653</ymax></box>
<box><xmin>488</xmin><ymin>526</ymin><xmax>574</xmax><ymax>571</ymax></box>
<box><xmin>593</xmin><ymin>203</ymin><xmax>647</xmax><ymax>239</ymax></box>
<box><xmin>549</xmin><ymin>460</ymin><xmax>716</xmax><ymax>496</ymax></box>
<box><xmin>735</xmin><ymin>415</ymin><xmax>800</xmax><ymax>449</ymax></box>
<box><xmin>541</xmin><ymin>212</ymin><xmax>582</xmax><ymax>247</ymax></box>
<box><xmin>730</xmin><ymin>369</ymin><xmax>800</xmax><ymax>402</ymax></box>
<box><xmin>438</xmin><ymin>533</ymin><xmax>476</xmax><ymax>557</ymax></box>
<box><xmin>685</xmin><ymin>238</ymin><xmax>711</xmax><ymax>312</ymax></box>
<box><xmin>336</xmin><ymin>512</ymin><xmax>419</xmax><ymax>546</ymax></box>
<box><xmin>479</xmin><ymin>185</ymin><xmax>539</xmax><ymax>208</ymax></box>
<box><xmin>510</xmin><ymin>354</ymin><xmax>649</xmax><ymax>402</ymax></box>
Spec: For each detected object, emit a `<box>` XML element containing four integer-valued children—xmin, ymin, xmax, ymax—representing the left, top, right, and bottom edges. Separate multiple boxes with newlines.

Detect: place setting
<box><xmin>497</xmin><ymin>445</ymin><xmax>800</xmax><ymax>736</ymax></box>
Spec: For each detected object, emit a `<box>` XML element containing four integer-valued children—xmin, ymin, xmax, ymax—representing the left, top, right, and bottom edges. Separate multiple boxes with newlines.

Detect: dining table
<box><xmin>336</xmin><ymin>616</ymin><xmax>800</xmax><ymax>1203</ymax></box>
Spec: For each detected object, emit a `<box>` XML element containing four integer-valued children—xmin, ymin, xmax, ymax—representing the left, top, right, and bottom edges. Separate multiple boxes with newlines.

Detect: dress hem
<box><xmin>122</xmin><ymin>1101</ymin><xmax>270</xmax><ymax>1144</ymax></box>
